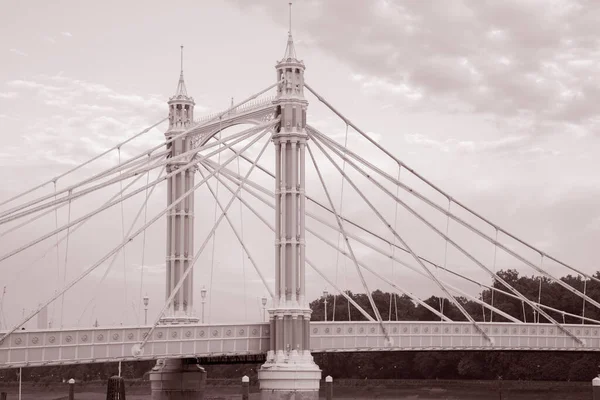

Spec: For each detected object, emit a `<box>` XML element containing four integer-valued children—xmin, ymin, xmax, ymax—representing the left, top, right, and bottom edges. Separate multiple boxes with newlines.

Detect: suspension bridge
<box><xmin>0</xmin><ymin>7</ymin><xmax>598</xmax><ymax>400</ymax></box>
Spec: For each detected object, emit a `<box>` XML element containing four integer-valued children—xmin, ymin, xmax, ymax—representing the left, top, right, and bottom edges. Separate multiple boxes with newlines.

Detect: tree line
<box><xmin>2</xmin><ymin>269</ymin><xmax>600</xmax><ymax>383</ymax></box>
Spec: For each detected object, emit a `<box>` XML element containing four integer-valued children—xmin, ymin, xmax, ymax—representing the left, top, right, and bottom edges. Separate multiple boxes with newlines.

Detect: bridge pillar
<box><xmin>258</xmin><ymin>28</ymin><xmax>321</xmax><ymax>400</ymax></box>
<box><xmin>149</xmin><ymin>358</ymin><xmax>206</xmax><ymax>400</ymax></box>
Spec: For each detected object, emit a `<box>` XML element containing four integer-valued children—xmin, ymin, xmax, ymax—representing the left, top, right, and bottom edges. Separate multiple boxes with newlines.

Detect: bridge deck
<box><xmin>0</xmin><ymin>321</ymin><xmax>597</xmax><ymax>369</ymax></box>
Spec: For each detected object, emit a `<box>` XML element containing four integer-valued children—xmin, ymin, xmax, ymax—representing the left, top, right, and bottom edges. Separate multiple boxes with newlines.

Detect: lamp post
<box><xmin>200</xmin><ymin>286</ymin><xmax>207</xmax><ymax>324</ymax></box>
<box><xmin>261</xmin><ymin>297</ymin><xmax>268</xmax><ymax>322</ymax></box>
<box><xmin>323</xmin><ymin>289</ymin><xmax>328</xmax><ymax>322</ymax></box>
<box><xmin>143</xmin><ymin>295</ymin><xmax>149</xmax><ymax>325</ymax></box>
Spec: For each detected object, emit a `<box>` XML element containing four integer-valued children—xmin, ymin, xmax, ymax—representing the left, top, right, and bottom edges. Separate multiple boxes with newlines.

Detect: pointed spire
<box><xmin>175</xmin><ymin>45</ymin><xmax>188</xmax><ymax>97</ymax></box>
<box><xmin>283</xmin><ymin>2</ymin><xmax>297</xmax><ymax>60</ymax></box>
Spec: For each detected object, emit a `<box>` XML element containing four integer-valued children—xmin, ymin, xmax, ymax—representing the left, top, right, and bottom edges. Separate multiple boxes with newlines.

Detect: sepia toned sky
<box><xmin>0</xmin><ymin>0</ymin><xmax>599</xmax><ymax>330</ymax></box>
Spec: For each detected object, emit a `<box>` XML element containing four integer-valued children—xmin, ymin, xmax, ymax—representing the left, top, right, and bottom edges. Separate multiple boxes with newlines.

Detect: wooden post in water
<box><xmin>593</xmin><ymin>376</ymin><xmax>600</xmax><ymax>400</ymax></box>
<box><xmin>241</xmin><ymin>375</ymin><xmax>249</xmax><ymax>400</ymax></box>
<box><xmin>325</xmin><ymin>375</ymin><xmax>333</xmax><ymax>400</ymax></box>
<box><xmin>106</xmin><ymin>375</ymin><xmax>126</xmax><ymax>400</ymax></box>
<box><xmin>68</xmin><ymin>378</ymin><xmax>75</xmax><ymax>400</ymax></box>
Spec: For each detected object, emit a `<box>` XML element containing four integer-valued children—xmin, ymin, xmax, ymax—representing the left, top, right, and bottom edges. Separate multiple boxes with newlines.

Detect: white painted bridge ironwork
<box><xmin>1</xmin><ymin>321</ymin><xmax>596</xmax><ymax>369</ymax></box>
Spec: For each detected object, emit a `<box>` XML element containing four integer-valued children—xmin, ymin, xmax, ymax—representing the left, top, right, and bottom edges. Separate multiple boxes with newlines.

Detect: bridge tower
<box><xmin>257</xmin><ymin>26</ymin><xmax>322</xmax><ymax>399</ymax></box>
<box><xmin>149</xmin><ymin>47</ymin><xmax>206</xmax><ymax>400</ymax></box>
<box><xmin>162</xmin><ymin>46</ymin><xmax>198</xmax><ymax>324</ymax></box>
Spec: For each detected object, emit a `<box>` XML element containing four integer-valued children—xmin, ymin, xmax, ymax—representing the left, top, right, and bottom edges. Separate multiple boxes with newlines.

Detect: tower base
<box><xmin>149</xmin><ymin>358</ymin><xmax>206</xmax><ymax>400</ymax></box>
<box><xmin>258</xmin><ymin>351</ymin><xmax>321</xmax><ymax>400</ymax></box>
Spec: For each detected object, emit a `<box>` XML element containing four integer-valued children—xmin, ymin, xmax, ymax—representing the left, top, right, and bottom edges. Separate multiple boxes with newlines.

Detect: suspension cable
<box><xmin>3</xmin><ymin>82</ymin><xmax>276</xmax><ymax>215</ymax></box>
<box><xmin>137</xmin><ymin>155</ymin><xmax>152</xmax><ymax>326</ymax></box>
<box><xmin>389</xmin><ymin>165</ymin><xmax>401</xmax><ymax>321</ymax></box>
<box><xmin>76</xmin><ymin>167</ymin><xmax>165</xmax><ymax>326</ymax></box>
<box><xmin>537</xmin><ymin>255</ymin><xmax>543</xmax><ymax>323</ymax></box>
<box><xmin>4</xmin><ymin>125</ymin><xmax>271</xmax><ymax>344</ymax></box>
<box><xmin>59</xmin><ymin>190</ymin><xmax>72</xmax><ymax>328</ymax></box>
<box><xmin>491</xmin><ymin>229</ymin><xmax>498</xmax><ymax>322</ymax></box>
<box><xmin>307</xmin><ymin>143</ymin><xmax>393</xmax><ymax>344</ymax></box>
<box><xmin>582</xmin><ymin>277</ymin><xmax>587</xmax><ymax>325</ymax></box>
<box><xmin>309</xmin><ymin>131</ymin><xmax>490</xmax><ymax>343</ymax></box>
<box><xmin>210</xmin><ymin>161</ymin><xmax>523</xmax><ymax>323</ymax></box>
<box><xmin>235</xmin><ymin>140</ymin><xmax>248</xmax><ymax>321</ymax></box>
<box><xmin>0</xmin><ymin>125</ymin><xmax>265</xmax><ymax>264</ymax></box>
<box><xmin>118</xmin><ymin>147</ymin><xmax>129</xmax><ymax>326</ymax></box>
<box><xmin>304</xmin><ymin>83</ymin><xmax>597</xmax><ymax>286</ymax></box>
<box><xmin>51</xmin><ymin>181</ymin><xmax>60</xmax><ymax>327</ymax></box>
<box><xmin>308</xmin><ymin>126</ymin><xmax>589</xmax><ymax>343</ymax></box>
<box><xmin>136</xmin><ymin>130</ymin><xmax>270</xmax><ymax>353</ymax></box>
<box><xmin>440</xmin><ymin>200</ymin><xmax>451</xmax><ymax>321</ymax></box>
<box><xmin>207</xmin><ymin>118</ymin><xmax>223</xmax><ymax>325</ymax></box>
<box><xmin>332</xmin><ymin>123</ymin><xmax>349</xmax><ymax>322</ymax></box>
<box><xmin>0</xmin><ymin>118</ymin><xmax>167</xmax><ymax>209</ymax></box>
<box><xmin>197</xmin><ymin>164</ymin><xmax>274</xmax><ymax>299</ymax></box>
<box><xmin>202</xmin><ymin>163</ymin><xmax>376</xmax><ymax>322</ymax></box>
<box><xmin>3</xmin><ymin>161</ymin><xmax>159</xmax><ymax>295</ymax></box>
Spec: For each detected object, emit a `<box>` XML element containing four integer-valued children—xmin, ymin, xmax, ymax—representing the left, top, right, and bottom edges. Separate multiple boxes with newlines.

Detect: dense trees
<box><xmin>3</xmin><ymin>270</ymin><xmax>600</xmax><ymax>383</ymax></box>
<box><xmin>308</xmin><ymin>269</ymin><xmax>600</xmax><ymax>381</ymax></box>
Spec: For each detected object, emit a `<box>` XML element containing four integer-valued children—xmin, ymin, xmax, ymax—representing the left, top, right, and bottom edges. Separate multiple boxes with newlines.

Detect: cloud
<box><xmin>229</xmin><ymin>0</ymin><xmax>600</xmax><ymax>138</ymax></box>
<box><xmin>61</xmin><ymin>31</ymin><xmax>73</xmax><ymax>37</ymax></box>
<box><xmin>9</xmin><ymin>48</ymin><xmax>27</xmax><ymax>57</ymax></box>
<box><xmin>0</xmin><ymin>92</ymin><xmax>18</xmax><ymax>99</ymax></box>
<box><xmin>2</xmin><ymin>74</ymin><xmax>172</xmax><ymax>169</ymax></box>
<box><xmin>43</xmin><ymin>36</ymin><xmax>57</xmax><ymax>44</ymax></box>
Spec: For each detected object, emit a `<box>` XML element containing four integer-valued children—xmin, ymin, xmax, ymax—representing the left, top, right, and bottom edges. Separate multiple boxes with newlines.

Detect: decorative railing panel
<box><xmin>1</xmin><ymin>321</ymin><xmax>598</xmax><ymax>368</ymax></box>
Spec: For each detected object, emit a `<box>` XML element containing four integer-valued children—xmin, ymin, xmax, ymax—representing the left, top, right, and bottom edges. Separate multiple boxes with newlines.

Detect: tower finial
<box><xmin>174</xmin><ymin>45</ymin><xmax>189</xmax><ymax>97</ymax></box>
<box><xmin>180</xmin><ymin>45</ymin><xmax>184</xmax><ymax>74</ymax></box>
<box><xmin>289</xmin><ymin>2</ymin><xmax>292</xmax><ymax>35</ymax></box>
<box><xmin>282</xmin><ymin>2</ymin><xmax>297</xmax><ymax>60</ymax></box>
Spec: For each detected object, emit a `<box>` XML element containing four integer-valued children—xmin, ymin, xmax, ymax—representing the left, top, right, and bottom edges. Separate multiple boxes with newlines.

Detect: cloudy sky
<box><xmin>1</xmin><ymin>0</ymin><xmax>599</xmax><ymax>330</ymax></box>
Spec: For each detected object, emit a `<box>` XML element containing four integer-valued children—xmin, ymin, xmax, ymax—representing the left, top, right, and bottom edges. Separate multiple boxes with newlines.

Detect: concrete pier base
<box><xmin>258</xmin><ymin>352</ymin><xmax>321</xmax><ymax>400</ymax></box>
<box><xmin>149</xmin><ymin>358</ymin><xmax>206</xmax><ymax>400</ymax></box>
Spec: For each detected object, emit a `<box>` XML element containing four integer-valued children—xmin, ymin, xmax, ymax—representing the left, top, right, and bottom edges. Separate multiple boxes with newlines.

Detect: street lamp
<box><xmin>323</xmin><ymin>289</ymin><xmax>328</xmax><ymax>322</ymax></box>
<box><xmin>143</xmin><ymin>295</ymin><xmax>149</xmax><ymax>325</ymax></box>
<box><xmin>261</xmin><ymin>297</ymin><xmax>268</xmax><ymax>322</ymax></box>
<box><xmin>200</xmin><ymin>286</ymin><xmax>207</xmax><ymax>324</ymax></box>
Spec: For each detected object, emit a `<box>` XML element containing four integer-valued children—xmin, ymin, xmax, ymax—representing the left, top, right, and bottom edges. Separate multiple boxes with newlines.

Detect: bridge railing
<box><xmin>193</xmin><ymin>96</ymin><xmax>275</xmax><ymax>126</ymax></box>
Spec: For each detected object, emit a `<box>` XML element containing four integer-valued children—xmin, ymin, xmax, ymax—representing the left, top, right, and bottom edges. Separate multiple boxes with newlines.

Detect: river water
<box><xmin>2</xmin><ymin>383</ymin><xmax>592</xmax><ymax>399</ymax></box>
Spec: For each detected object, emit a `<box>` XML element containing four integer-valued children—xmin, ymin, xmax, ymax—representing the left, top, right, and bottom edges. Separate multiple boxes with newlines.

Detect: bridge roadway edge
<box><xmin>1</xmin><ymin>321</ymin><xmax>598</xmax><ymax>370</ymax></box>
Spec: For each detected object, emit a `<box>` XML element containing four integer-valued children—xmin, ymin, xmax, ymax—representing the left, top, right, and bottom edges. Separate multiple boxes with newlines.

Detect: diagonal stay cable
<box><xmin>2</xmin><ymin>156</ymin><xmax>162</xmax><ymax>289</ymax></box>
<box><xmin>197</xmin><ymin>164</ymin><xmax>274</xmax><ymax>299</ymax></box>
<box><xmin>200</xmin><ymin>161</ymin><xmax>375</xmax><ymax>322</ymax></box>
<box><xmin>202</xmin><ymin>165</ymin><xmax>589</xmax><ymax>325</ymax></box>
<box><xmin>306</xmin><ymin>143</ymin><xmax>389</xmax><ymax>340</ymax></box>
<box><xmin>134</xmin><ymin>131</ymin><xmax>270</xmax><ymax>354</ymax></box>
<box><xmin>1</xmin><ymin>83</ymin><xmax>276</xmax><ymax>221</ymax></box>
<box><xmin>76</xmin><ymin>167</ymin><xmax>166</xmax><ymax>326</ymax></box>
<box><xmin>312</xmin><ymin>125</ymin><xmax>600</xmax><ymax>317</ymax></box>
<box><xmin>2</xmin><ymin>82</ymin><xmax>276</xmax><ymax>217</ymax></box>
<box><xmin>309</xmin><ymin>132</ymin><xmax>492</xmax><ymax>343</ymax></box>
<box><xmin>0</xmin><ymin>126</ymin><xmax>269</xmax><ymax>345</ymax></box>
<box><xmin>0</xmin><ymin>118</ymin><xmax>167</xmax><ymax>209</ymax></box>
<box><xmin>213</xmin><ymin>167</ymin><xmax>525</xmax><ymax>324</ymax></box>
<box><xmin>305</xmin><ymin>83</ymin><xmax>600</xmax><ymax>287</ymax></box>
<box><xmin>0</xmin><ymin>151</ymin><xmax>167</xmax><ymax>239</ymax></box>
<box><xmin>0</xmin><ymin>124</ymin><xmax>272</xmax><ymax>264</ymax></box>
<box><xmin>310</xmin><ymin>126</ymin><xmax>600</xmax><ymax>311</ymax></box>
<box><xmin>311</xmin><ymin>129</ymin><xmax>585</xmax><ymax>345</ymax></box>
<box><xmin>0</xmin><ymin>123</ymin><xmax>264</xmax><ymax>225</ymax></box>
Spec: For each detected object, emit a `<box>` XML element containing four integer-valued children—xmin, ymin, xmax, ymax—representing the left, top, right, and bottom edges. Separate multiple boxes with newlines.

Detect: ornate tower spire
<box><xmin>175</xmin><ymin>45</ymin><xmax>189</xmax><ymax>97</ymax></box>
<box><xmin>283</xmin><ymin>2</ymin><xmax>297</xmax><ymax>60</ymax></box>
<box><xmin>163</xmin><ymin>46</ymin><xmax>197</xmax><ymax>324</ymax></box>
<box><xmin>167</xmin><ymin>46</ymin><xmax>195</xmax><ymax>133</ymax></box>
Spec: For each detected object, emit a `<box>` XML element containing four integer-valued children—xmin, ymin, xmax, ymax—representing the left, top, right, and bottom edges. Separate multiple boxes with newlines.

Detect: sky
<box><xmin>0</xmin><ymin>0</ymin><xmax>599</xmax><ymax>330</ymax></box>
